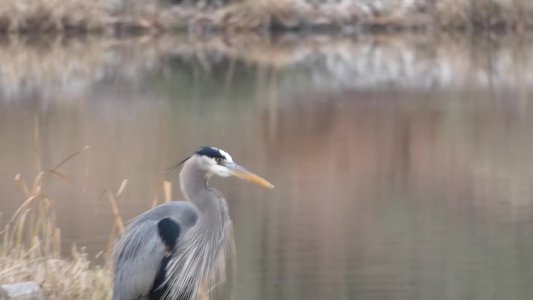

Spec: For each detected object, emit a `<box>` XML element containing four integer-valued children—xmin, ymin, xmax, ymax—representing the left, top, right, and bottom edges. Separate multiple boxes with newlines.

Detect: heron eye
<box><xmin>215</xmin><ymin>157</ymin><xmax>223</xmax><ymax>164</ymax></box>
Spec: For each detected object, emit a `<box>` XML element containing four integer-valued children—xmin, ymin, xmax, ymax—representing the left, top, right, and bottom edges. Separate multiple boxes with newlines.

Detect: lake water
<box><xmin>1</xmin><ymin>33</ymin><xmax>533</xmax><ymax>299</ymax></box>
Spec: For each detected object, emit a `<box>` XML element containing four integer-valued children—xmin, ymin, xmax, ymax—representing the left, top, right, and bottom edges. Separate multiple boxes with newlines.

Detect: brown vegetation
<box><xmin>0</xmin><ymin>0</ymin><xmax>108</xmax><ymax>32</ymax></box>
<box><xmin>1</xmin><ymin>0</ymin><xmax>533</xmax><ymax>33</ymax></box>
<box><xmin>0</xmin><ymin>118</ymin><xmax>176</xmax><ymax>298</ymax></box>
<box><xmin>0</xmin><ymin>139</ymin><xmax>112</xmax><ymax>298</ymax></box>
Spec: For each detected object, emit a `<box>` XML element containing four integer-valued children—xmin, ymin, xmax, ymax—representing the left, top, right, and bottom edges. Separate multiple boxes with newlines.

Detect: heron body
<box><xmin>112</xmin><ymin>147</ymin><xmax>273</xmax><ymax>300</ymax></box>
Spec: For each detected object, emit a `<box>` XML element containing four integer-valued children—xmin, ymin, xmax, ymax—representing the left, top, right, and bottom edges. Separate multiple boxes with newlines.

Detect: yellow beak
<box><xmin>223</xmin><ymin>162</ymin><xmax>274</xmax><ymax>189</ymax></box>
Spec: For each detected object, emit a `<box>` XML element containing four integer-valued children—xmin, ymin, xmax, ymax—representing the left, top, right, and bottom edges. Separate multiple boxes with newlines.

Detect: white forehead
<box><xmin>217</xmin><ymin>148</ymin><xmax>233</xmax><ymax>162</ymax></box>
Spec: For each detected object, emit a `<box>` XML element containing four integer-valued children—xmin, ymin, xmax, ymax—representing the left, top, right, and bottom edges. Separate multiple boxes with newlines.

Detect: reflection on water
<box><xmin>1</xmin><ymin>33</ymin><xmax>533</xmax><ymax>299</ymax></box>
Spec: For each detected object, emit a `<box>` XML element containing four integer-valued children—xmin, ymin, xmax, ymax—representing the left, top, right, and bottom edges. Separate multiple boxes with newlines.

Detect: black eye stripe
<box><xmin>195</xmin><ymin>146</ymin><xmax>226</xmax><ymax>160</ymax></box>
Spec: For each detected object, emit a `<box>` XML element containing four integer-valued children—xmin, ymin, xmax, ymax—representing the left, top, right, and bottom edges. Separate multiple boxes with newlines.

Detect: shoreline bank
<box><xmin>2</xmin><ymin>1</ymin><xmax>533</xmax><ymax>34</ymax></box>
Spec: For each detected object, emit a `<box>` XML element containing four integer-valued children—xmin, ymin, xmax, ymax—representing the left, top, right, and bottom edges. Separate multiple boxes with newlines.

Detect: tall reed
<box><xmin>0</xmin><ymin>117</ymin><xmax>176</xmax><ymax>297</ymax></box>
<box><xmin>0</xmin><ymin>121</ymin><xmax>111</xmax><ymax>299</ymax></box>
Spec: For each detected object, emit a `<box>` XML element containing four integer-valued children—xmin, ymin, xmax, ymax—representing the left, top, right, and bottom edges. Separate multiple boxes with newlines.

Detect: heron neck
<box><xmin>179</xmin><ymin>157</ymin><xmax>222</xmax><ymax>216</ymax></box>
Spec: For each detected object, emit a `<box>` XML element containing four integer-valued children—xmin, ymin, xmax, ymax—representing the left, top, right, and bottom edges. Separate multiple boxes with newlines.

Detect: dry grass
<box><xmin>0</xmin><ymin>117</ymin><xmax>178</xmax><ymax>298</ymax></box>
<box><xmin>0</xmin><ymin>0</ymin><xmax>533</xmax><ymax>33</ymax></box>
<box><xmin>0</xmin><ymin>0</ymin><xmax>194</xmax><ymax>33</ymax></box>
<box><xmin>430</xmin><ymin>0</ymin><xmax>533</xmax><ymax>30</ymax></box>
<box><xmin>0</xmin><ymin>170</ymin><xmax>113</xmax><ymax>299</ymax></box>
<box><xmin>0</xmin><ymin>0</ymin><xmax>109</xmax><ymax>32</ymax></box>
<box><xmin>0</xmin><ymin>122</ymin><xmax>112</xmax><ymax>299</ymax></box>
<box><xmin>1</xmin><ymin>248</ymin><xmax>111</xmax><ymax>299</ymax></box>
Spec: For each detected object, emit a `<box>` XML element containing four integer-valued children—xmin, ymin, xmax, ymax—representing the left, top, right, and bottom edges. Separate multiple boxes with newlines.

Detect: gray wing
<box><xmin>112</xmin><ymin>201</ymin><xmax>199</xmax><ymax>300</ymax></box>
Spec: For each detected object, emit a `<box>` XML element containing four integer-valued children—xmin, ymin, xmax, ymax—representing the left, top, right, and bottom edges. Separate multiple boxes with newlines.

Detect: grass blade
<box><xmin>163</xmin><ymin>180</ymin><xmax>172</xmax><ymax>203</ymax></box>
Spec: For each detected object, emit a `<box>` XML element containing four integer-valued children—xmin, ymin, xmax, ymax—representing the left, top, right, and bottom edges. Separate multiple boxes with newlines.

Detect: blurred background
<box><xmin>1</xmin><ymin>21</ymin><xmax>533</xmax><ymax>300</ymax></box>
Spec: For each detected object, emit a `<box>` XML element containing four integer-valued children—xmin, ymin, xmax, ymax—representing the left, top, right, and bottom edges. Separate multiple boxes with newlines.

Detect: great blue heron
<box><xmin>112</xmin><ymin>146</ymin><xmax>273</xmax><ymax>300</ymax></box>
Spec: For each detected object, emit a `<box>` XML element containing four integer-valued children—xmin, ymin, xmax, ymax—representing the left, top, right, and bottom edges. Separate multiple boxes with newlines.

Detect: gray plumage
<box><xmin>112</xmin><ymin>201</ymin><xmax>201</xmax><ymax>299</ymax></box>
<box><xmin>112</xmin><ymin>147</ymin><xmax>272</xmax><ymax>300</ymax></box>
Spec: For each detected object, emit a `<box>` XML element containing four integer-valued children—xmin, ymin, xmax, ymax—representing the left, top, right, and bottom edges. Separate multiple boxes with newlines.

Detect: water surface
<box><xmin>1</xmin><ymin>33</ymin><xmax>533</xmax><ymax>299</ymax></box>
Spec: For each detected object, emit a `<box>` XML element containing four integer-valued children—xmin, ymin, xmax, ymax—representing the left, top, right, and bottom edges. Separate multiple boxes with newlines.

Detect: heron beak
<box><xmin>223</xmin><ymin>162</ymin><xmax>274</xmax><ymax>189</ymax></box>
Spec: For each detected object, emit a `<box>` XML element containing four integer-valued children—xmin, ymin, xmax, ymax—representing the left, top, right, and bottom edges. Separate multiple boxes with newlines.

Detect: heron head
<box><xmin>177</xmin><ymin>146</ymin><xmax>274</xmax><ymax>189</ymax></box>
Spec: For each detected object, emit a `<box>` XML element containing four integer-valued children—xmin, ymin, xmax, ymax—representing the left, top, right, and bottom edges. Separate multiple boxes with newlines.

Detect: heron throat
<box><xmin>168</xmin><ymin>156</ymin><xmax>233</xmax><ymax>299</ymax></box>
